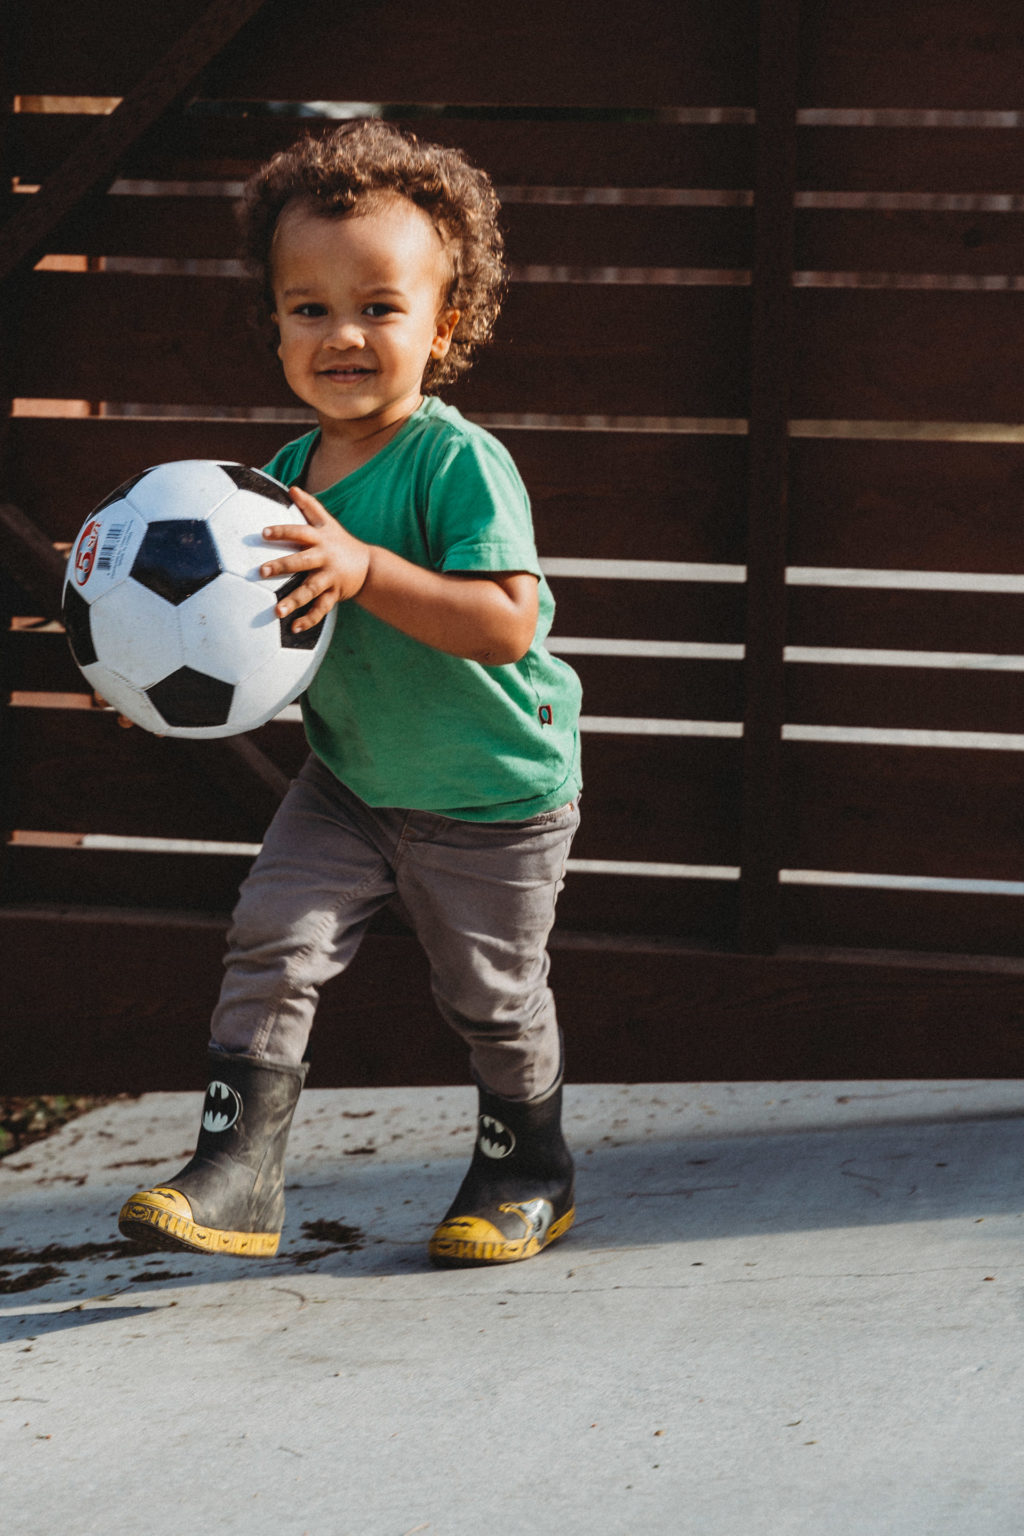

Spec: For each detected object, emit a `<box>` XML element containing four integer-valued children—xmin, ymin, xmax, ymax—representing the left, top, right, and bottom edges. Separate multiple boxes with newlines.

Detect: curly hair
<box><xmin>239</xmin><ymin>118</ymin><xmax>507</xmax><ymax>389</ymax></box>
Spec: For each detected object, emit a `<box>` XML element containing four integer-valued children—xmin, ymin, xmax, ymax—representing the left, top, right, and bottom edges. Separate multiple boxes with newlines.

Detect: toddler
<box><xmin>118</xmin><ymin>119</ymin><xmax>582</xmax><ymax>1266</ymax></box>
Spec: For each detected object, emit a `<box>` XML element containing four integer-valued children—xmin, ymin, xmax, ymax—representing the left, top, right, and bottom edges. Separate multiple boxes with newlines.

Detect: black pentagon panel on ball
<box><xmin>277</xmin><ymin>573</ymin><xmax>331</xmax><ymax>651</ymax></box>
<box><xmin>131</xmin><ymin>519</ymin><xmax>222</xmax><ymax>604</ymax></box>
<box><xmin>147</xmin><ymin>667</ymin><xmax>235</xmax><ymax>728</ymax></box>
<box><xmin>220</xmin><ymin>464</ymin><xmax>293</xmax><ymax>507</ymax></box>
<box><xmin>62</xmin><ymin>584</ymin><xmax>98</xmax><ymax>667</ymax></box>
<box><xmin>89</xmin><ymin>467</ymin><xmax>155</xmax><ymax>516</ymax></box>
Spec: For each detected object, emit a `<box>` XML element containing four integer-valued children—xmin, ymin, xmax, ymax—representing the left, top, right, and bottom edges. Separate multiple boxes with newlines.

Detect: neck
<box><xmin>307</xmin><ymin>397</ymin><xmax>422</xmax><ymax>492</ymax></box>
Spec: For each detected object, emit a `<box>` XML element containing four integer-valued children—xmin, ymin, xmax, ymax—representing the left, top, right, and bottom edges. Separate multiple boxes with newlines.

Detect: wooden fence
<box><xmin>3</xmin><ymin>0</ymin><xmax>1024</xmax><ymax>1091</ymax></box>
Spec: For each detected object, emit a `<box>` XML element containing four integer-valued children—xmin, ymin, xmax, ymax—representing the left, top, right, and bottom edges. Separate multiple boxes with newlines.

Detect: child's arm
<box><xmin>260</xmin><ymin>486</ymin><xmax>539</xmax><ymax>667</ymax></box>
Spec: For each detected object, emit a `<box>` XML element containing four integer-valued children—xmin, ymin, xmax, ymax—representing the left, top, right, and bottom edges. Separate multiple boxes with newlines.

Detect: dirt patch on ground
<box><xmin>0</xmin><ymin>1240</ymin><xmax>149</xmax><ymax>1266</ymax></box>
<box><xmin>0</xmin><ymin>1238</ymin><xmax>138</xmax><ymax>1294</ymax></box>
<box><xmin>0</xmin><ymin>1264</ymin><xmax>68</xmax><ymax>1294</ymax></box>
<box><xmin>288</xmin><ymin>1218</ymin><xmax>366</xmax><ymax>1265</ymax></box>
<box><xmin>0</xmin><ymin>1096</ymin><xmax>115</xmax><ymax>1159</ymax></box>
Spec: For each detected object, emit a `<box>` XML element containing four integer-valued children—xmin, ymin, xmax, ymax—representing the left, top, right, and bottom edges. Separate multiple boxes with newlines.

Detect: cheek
<box><xmin>275</xmin><ymin>331</ymin><xmax>301</xmax><ymax>367</ymax></box>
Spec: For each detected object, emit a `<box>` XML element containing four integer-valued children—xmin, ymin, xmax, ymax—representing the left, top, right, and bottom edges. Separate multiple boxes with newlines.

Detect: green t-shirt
<box><xmin>263</xmin><ymin>397</ymin><xmax>582</xmax><ymax>821</ymax></box>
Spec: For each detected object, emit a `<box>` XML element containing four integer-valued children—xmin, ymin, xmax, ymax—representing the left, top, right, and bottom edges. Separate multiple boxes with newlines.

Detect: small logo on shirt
<box><xmin>538</xmin><ymin>704</ymin><xmax>553</xmax><ymax>726</ymax></box>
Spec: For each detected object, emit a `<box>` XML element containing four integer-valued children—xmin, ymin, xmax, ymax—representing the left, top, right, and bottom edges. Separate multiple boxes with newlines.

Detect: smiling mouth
<box><xmin>319</xmin><ymin>366</ymin><xmax>373</xmax><ymax>380</ymax></box>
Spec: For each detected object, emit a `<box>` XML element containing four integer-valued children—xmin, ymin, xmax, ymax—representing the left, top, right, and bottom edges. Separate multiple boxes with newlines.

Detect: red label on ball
<box><xmin>73</xmin><ymin>519</ymin><xmax>102</xmax><ymax>586</ymax></box>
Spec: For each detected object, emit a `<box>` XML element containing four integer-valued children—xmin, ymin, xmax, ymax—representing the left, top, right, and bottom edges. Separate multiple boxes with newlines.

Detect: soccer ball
<box><xmin>62</xmin><ymin>459</ymin><xmax>336</xmax><ymax>738</ymax></box>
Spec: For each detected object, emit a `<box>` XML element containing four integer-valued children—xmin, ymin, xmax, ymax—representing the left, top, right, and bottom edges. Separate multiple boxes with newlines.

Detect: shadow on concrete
<box><xmin>2</xmin><ymin>1100</ymin><xmax>1020</xmax><ymax>1337</ymax></box>
<box><xmin>1</xmin><ymin>1304</ymin><xmax>163</xmax><ymax>1342</ymax></box>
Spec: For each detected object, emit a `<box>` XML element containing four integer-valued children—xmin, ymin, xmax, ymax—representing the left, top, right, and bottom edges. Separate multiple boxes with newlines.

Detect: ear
<box><xmin>271</xmin><ymin>314</ymin><xmax>281</xmax><ymax>359</ymax></box>
<box><xmin>431</xmin><ymin>308</ymin><xmax>461</xmax><ymax>360</ymax></box>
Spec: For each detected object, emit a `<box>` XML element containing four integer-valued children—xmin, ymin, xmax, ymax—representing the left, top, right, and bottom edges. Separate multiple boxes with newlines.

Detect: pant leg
<box><xmin>211</xmin><ymin>755</ymin><xmax>400</xmax><ymax>1066</ymax></box>
<box><xmin>393</xmin><ymin>801</ymin><xmax>580</xmax><ymax>1101</ymax></box>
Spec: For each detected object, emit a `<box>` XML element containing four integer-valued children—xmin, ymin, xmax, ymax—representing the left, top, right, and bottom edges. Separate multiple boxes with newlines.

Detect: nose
<box><xmin>324</xmin><ymin>315</ymin><xmax>365</xmax><ymax>350</ymax></box>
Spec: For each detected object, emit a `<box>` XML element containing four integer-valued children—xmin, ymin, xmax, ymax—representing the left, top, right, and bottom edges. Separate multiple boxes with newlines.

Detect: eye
<box><xmin>363</xmin><ymin>302</ymin><xmax>396</xmax><ymax>318</ymax></box>
<box><xmin>292</xmin><ymin>302</ymin><xmax>327</xmax><ymax>317</ymax></box>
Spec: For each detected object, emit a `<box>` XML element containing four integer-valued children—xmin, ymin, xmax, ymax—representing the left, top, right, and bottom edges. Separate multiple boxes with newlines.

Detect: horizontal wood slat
<box><xmin>565</xmin><ymin>654</ymin><xmax>741</xmax><ymax>721</ymax></box>
<box><xmin>13</xmin><ymin>0</ymin><xmax>755</xmax><ymax>106</ymax></box>
<box><xmin>791</xmin><ymin>289</ymin><xmax>1024</xmax><ymax>420</ymax></box>
<box><xmin>8</xmin><ymin>115</ymin><xmax>750</xmax><ymax>191</ymax></box>
<box><xmin>782</xmin><ymin>740</ymin><xmax>1024</xmax><ymax>883</ymax></box>
<box><xmin>797</xmin><ymin>4</ymin><xmax>1024</xmax><ymax>112</ymax></box>
<box><xmin>5</xmin><ymin>911</ymin><xmax>1024</xmax><ymax>1093</ymax></box>
<box><xmin>797</xmin><ymin>127</ymin><xmax>1024</xmax><ymax>195</ymax></box>
<box><xmin>550</xmin><ymin>580</ymin><xmax>745</xmax><ymax>645</ymax></box>
<box><xmin>5</xmin><ymin>194</ymin><xmax>745</xmax><ymax>273</ymax></box>
<box><xmin>794</xmin><ymin>209</ymin><xmax>1024</xmax><ymax>278</ymax></box>
<box><xmin>7</xmin><ymin>419</ymin><xmax>750</xmax><ymax>564</ymax></box>
<box><xmin>1</xmin><ymin>845</ymin><xmax>254</xmax><ymax>914</ymax></box>
<box><xmin>5</xmin><ymin>710</ymin><xmax>743</xmax><ymax>865</ymax></box>
<box><xmin>786</xmin><ymin>587</ymin><xmax>1024</xmax><ymax>657</ymax></box>
<box><xmin>785</xmin><ymin>662</ymin><xmax>1024</xmax><ymax>735</ymax></box>
<box><xmin>14</xmin><ymin>274</ymin><xmax>750</xmax><ymax>418</ymax></box>
<box><xmin>559</xmin><ymin>874</ymin><xmax>733</xmax><ymax>940</ymax></box>
<box><xmin>782</xmin><ymin>884</ymin><xmax>1024</xmax><ymax>961</ymax></box>
<box><xmin>788</xmin><ymin>439</ymin><xmax>1024</xmax><ymax>573</ymax></box>
<box><xmin>19</xmin><ymin>124</ymin><xmax>1024</xmax><ymax>205</ymax></box>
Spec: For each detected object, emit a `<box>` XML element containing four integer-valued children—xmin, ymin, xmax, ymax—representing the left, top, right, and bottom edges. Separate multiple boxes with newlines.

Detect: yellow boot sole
<box><xmin>429</xmin><ymin>1201</ymin><xmax>574</xmax><ymax>1266</ymax></box>
<box><xmin>117</xmin><ymin>1187</ymin><xmax>281</xmax><ymax>1257</ymax></box>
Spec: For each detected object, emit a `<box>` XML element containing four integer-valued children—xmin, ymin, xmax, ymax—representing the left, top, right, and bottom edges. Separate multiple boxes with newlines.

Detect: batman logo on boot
<box><xmin>202</xmin><ymin>1080</ymin><xmax>242</xmax><ymax>1134</ymax></box>
<box><xmin>479</xmin><ymin>1114</ymin><xmax>515</xmax><ymax>1159</ymax></box>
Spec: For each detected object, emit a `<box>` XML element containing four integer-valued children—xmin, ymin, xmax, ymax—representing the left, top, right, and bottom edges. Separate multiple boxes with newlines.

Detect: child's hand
<box><xmin>91</xmin><ymin>691</ymin><xmax>136</xmax><ymax>730</ymax></box>
<box><xmin>259</xmin><ymin>486</ymin><xmax>371</xmax><ymax>633</ymax></box>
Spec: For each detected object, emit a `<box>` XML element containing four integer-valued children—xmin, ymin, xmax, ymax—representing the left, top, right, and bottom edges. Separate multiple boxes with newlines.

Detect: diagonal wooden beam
<box><xmin>0</xmin><ymin>499</ymin><xmax>66</xmax><ymax>616</ymax></box>
<box><xmin>0</xmin><ymin>0</ymin><xmax>269</xmax><ymax>285</ymax></box>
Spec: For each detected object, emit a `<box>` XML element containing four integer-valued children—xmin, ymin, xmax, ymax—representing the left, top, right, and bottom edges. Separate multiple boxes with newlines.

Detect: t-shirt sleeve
<box><xmin>424</xmin><ymin>431</ymin><xmax>542</xmax><ymax>576</ymax></box>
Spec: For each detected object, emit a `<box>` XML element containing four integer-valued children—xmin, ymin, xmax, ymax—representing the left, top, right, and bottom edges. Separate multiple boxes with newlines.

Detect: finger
<box><xmin>261</xmin><ymin>521</ymin><xmax>318</xmax><ymax>546</ymax></box>
<box><xmin>275</xmin><ymin>572</ymin><xmax>331</xmax><ymax>617</ymax></box>
<box><xmin>259</xmin><ymin>547</ymin><xmax>322</xmax><ymax>580</ymax></box>
<box><xmin>288</xmin><ymin>485</ymin><xmax>329</xmax><ymax>523</ymax></box>
<box><xmin>289</xmin><ymin>590</ymin><xmax>337</xmax><ymax>632</ymax></box>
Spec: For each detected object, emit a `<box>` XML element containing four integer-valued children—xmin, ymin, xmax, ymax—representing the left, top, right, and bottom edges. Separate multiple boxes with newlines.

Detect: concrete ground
<box><xmin>1</xmin><ymin>1080</ymin><xmax>1023</xmax><ymax>1536</ymax></box>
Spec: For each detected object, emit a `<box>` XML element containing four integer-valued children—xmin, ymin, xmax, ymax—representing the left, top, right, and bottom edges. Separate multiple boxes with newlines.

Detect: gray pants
<box><xmin>211</xmin><ymin>754</ymin><xmax>580</xmax><ymax>1101</ymax></box>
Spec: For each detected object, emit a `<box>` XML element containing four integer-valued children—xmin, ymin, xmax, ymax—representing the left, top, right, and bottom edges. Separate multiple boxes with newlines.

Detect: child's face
<box><xmin>271</xmin><ymin>195</ymin><xmax>460</xmax><ymax>439</ymax></box>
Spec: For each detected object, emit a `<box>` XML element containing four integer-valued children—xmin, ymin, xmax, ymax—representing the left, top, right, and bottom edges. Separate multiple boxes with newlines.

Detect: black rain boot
<box><xmin>428</xmin><ymin>1076</ymin><xmax>575</xmax><ymax>1266</ymax></box>
<box><xmin>118</xmin><ymin>1052</ymin><xmax>308</xmax><ymax>1257</ymax></box>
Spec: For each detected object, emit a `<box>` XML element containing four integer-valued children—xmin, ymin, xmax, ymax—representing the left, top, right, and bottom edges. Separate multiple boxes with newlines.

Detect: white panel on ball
<box><xmin>178</xmin><ymin>576</ymin><xmax>279</xmax><ymax>685</ymax></box>
<box><xmin>121</xmin><ymin>461</ymin><xmax>239</xmax><ymax>522</ymax></box>
<box><xmin>208</xmin><ymin>491</ymin><xmax>298</xmax><ymax>581</ymax></box>
<box><xmin>89</xmin><ymin>581</ymin><xmax>183</xmax><ymax>690</ymax></box>
<box><xmin>78</xmin><ymin>663</ymin><xmax>171</xmax><ymax>736</ymax></box>
<box><xmin>226</xmin><ymin>642</ymin><xmax>328</xmax><ymax>733</ymax></box>
<box><xmin>65</xmin><ymin>506</ymin><xmax>148</xmax><ymax>604</ymax></box>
